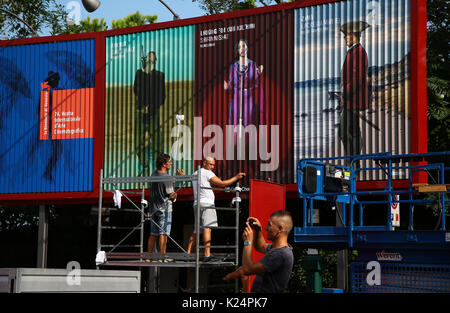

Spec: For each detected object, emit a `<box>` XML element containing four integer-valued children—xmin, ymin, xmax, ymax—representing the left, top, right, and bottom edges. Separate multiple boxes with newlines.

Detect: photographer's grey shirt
<box><xmin>251</xmin><ymin>244</ymin><xmax>294</xmax><ymax>293</ymax></box>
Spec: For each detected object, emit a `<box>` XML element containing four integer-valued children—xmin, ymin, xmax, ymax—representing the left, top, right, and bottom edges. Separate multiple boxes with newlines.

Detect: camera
<box><xmin>248</xmin><ymin>219</ymin><xmax>259</xmax><ymax>230</ymax></box>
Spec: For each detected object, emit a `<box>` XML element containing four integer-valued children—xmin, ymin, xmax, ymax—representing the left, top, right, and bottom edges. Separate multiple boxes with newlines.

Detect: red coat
<box><xmin>341</xmin><ymin>43</ymin><xmax>370</xmax><ymax>110</ymax></box>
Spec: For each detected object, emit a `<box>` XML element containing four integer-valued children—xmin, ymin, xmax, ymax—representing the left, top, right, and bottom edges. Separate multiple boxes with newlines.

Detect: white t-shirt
<box><xmin>192</xmin><ymin>168</ymin><xmax>216</xmax><ymax>207</ymax></box>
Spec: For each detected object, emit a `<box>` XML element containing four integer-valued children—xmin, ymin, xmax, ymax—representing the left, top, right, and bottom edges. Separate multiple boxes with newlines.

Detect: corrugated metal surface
<box><xmin>294</xmin><ymin>0</ymin><xmax>411</xmax><ymax>180</ymax></box>
<box><xmin>0</xmin><ymin>39</ymin><xmax>95</xmax><ymax>193</ymax></box>
<box><xmin>104</xmin><ymin>26</ymin><xmax>195</xmax><ymax>189</ymax></box>
<box><xmin>0</xmin><ymin>1</ymin><xmax>426</xmax><ymax>202</ymax></box>
<box><xmin>195</xmin><ymin>10</ymin><xmax>294</xmax><ymax>185</ymax></box>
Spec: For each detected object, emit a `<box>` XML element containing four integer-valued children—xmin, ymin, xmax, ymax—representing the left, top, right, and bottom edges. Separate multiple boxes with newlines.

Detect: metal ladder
<box><xmin>97</xmin><ymin>170</ymin><xmax>147</xmax><ymax>258</ymax></box>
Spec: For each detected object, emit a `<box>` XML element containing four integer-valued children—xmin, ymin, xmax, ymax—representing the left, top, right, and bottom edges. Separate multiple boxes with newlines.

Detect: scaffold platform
<box><xmin>101</xmin><ymin>252</ymin><xmax>237</xmax><ymax>268</ymax></box>
<box><xmin>95</xmin><ymin>167</ymin><xmax>245</xmax><ymax>293</ymax></box>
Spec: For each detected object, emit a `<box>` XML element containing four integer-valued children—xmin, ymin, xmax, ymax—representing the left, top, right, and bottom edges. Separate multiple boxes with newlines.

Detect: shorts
<box><xmin>150</xmin><ymin>210</ymin><xmax>172</xmax><ymax>235</ymax></box>
<box><xmin>193</xmin><ymin>204</ymin><xmax>218</xmax><ymax>233</ymax></box>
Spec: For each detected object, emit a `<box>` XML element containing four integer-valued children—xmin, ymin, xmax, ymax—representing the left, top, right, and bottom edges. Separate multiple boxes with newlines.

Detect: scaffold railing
<box><xmin>95</xmin><ymin>167</ymin><xmax>247</xmax><ymax>293</ymax></box>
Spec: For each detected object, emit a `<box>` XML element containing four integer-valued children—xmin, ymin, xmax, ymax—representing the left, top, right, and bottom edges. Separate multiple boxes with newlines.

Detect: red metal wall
<box><xmin>0</xmin><ymin>0</ymin><xmax>427</xmax><ymax>204</ymax></box>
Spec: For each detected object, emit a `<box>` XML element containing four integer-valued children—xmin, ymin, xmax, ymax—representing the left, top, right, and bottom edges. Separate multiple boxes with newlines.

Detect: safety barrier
<box><xmin>350</xmin><ymin>262</ymin><xmax>450</xmax><ymax>293</ymax></box>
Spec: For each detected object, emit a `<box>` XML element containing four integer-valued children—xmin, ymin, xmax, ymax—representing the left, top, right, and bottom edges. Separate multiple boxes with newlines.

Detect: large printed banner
<box><xmin>0</xmin><ymin>40</ymin><xmax>95</xmax><ymax>193</ymax></box>
<box><xmin>195</xmin><ymin>11</ymin><xmax>294</xmax><ymax>182</ymax></box>
<box><xmin>104</xmin><ymin>13</ymin><xmax>294</xmax><ymax>187</ymax></box>
<box><xmin>104</xmin><ymin>26</ymin><xmax>195</xmax><ymax>187</ymax></box>
<box><xmin>0</xmin><ymin>1</ymin><xmax>416</xmax><ymax>195</ymax></box>
<box><xmin>294</xmin><ymin>0</ymin><xmax>411</xmax><ymax>179</ymax></box>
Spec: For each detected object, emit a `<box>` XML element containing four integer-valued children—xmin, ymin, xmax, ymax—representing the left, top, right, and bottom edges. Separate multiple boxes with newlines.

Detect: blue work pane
<box><xmin>0</xmin><ymin>39</ymin><xmax>95</xmax><ymax>193</ymax></box>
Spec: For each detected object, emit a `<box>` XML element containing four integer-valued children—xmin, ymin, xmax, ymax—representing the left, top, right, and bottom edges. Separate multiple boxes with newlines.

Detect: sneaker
<box><xmin>179</xmin><ymin>287</ymin><xmax>191</xmax><ymax>293</ymax></box>
<box><xmin>202</xmin><ymin>255</ymin><xmax>218</xmax><ymax>262</ymax></box>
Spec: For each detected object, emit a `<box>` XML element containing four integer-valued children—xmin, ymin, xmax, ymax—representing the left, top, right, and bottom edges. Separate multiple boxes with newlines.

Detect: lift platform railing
<box><xmin>296</xmin><ymin>152</ymin><xmax>450</xmax><ymax>248</ymax></box>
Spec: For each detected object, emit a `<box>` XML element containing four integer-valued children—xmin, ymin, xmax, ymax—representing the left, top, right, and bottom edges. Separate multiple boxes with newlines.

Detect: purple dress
<box><xmin>226</xmin><ymin>59</ymin><xmax>265</xmax><ymax>127</ymax></box>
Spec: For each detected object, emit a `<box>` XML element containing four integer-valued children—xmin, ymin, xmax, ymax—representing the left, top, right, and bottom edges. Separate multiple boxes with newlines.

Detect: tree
<box><xmin>0</xmin><ymin>0</ymin><xmax>68</xmax><ymax>39</ymax></box>
<box><xmin>192</xmin><ymin>0</ymin><xmax>256</xmax><ymax>14</ymax></box>
<box><xmin>191</xmin><ymin>0</ymin><xmax>293</xmax><ymax>15</ymax></box>
<box><xmin>0</xmin><ymin>2</ymin><xmax>158</xmax><ymax>38</ymax></box>
<box><xmin>58</xmin><ymin>16</ymin><xmax>108</xmax><ymax>35</ymax></box>
<box><xmin>111</xmin><ymin>11</ymin><xmax>157</xmax><ymax>29</ymax></box>
<box><xmin>57</xmin><ymin>11</ymin><xmax>157</xmax><ymax>35</ymax></box>
<box><xmin>426</xmin><ymin>0</ymin><xmax>450</xmax><ymax>152</ymax></box>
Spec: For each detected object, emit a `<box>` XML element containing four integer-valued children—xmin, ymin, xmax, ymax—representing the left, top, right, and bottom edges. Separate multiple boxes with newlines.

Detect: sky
<box><xmin>54</xmin><ymin>0</ymin><xmax>206</xmax><ymax>30</ymax></box>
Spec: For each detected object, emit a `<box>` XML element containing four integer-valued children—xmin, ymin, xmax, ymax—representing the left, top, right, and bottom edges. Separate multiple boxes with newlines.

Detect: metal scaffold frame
<box><xmin>95</xmin><ymin>167</ymin><xmax>245</xmax><ymax>293</ymax></box>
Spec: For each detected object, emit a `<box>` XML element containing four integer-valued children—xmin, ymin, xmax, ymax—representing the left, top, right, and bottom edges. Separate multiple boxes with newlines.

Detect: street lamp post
<box><xmin>158</xmin><ymin>0</ymin><xmax>180</xmax><ymax>20</ymax></box>
<box><xmin>81</xmin><ymin>0</ymin><xmax>180</xmax><ymax>20</ymax></box>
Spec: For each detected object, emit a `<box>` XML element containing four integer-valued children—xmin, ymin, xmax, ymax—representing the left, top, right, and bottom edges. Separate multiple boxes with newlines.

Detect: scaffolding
<box><xmin>95</xmin><ymin>167</ymin><xmax>245</xmax><ymax>293</ymax></box>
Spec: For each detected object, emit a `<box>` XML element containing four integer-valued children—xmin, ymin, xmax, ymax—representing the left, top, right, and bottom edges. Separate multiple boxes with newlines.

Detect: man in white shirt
<box><xmin>188</xmin><ymin>157</ymin><xmax>246</xmax><ymax>261</ymax></box>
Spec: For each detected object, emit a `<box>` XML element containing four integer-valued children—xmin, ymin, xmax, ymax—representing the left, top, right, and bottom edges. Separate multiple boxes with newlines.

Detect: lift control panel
<box><xmin>298</xmin><ymin>160</ymin><xmax>351</xmax><ymax>202</ymax></box>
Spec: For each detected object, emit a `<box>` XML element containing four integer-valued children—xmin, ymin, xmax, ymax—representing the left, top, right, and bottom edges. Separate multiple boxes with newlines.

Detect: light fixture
<box><xmin>81</xmin><ymin>0</ymin><xmax>180</xmax><ymax>21</ymax></box>
<box><xmin>82</xmin><ymin>0</ymin><xmax>101</xmax><ymax>13</ymax></box>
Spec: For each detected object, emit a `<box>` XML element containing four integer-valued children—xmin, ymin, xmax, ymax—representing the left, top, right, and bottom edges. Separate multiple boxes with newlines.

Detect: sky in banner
<box><xmin>295</xmin><ymin>0</ymin><xmax>411</xmax><ymax>81</ymax></box>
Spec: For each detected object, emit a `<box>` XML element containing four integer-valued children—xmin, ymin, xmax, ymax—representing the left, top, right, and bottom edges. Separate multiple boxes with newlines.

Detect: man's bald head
<box><xmin>270</xmin><ymin>210</ymin><xmax>293</xmax><ymax>234</ymax></box>
<box><xmin>202</xmin><ymin>156</ymin><xmax>216</xmax><ymax>171</ymax></box>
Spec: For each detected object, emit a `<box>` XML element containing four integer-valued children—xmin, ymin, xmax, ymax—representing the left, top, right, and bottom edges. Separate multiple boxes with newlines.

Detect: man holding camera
<box><xmin>223</xmin><ymin>210</ymin><xmax>294</xmax><ymax>293</ymax></box>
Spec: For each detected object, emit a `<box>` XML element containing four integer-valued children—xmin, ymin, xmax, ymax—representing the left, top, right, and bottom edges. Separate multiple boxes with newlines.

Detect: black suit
<box><xmin>133</xmin><ymin>69</ymin><xmax>166</xmax><ymax>175</ymax></box>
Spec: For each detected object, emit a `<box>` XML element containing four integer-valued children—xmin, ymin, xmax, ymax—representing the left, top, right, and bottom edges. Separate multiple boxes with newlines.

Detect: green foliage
<box><xmin>426</xmin><ymin>0</ymin><xmax>450</xmax><ymax>152</ymax></box>
<box><xmin>0</xmin><ymin>2</ymin><xmax>158</xmax><ymax>37</ymax></box>
<box><xmin>192</xmin><ymin>0</ymin><xmax>255</xmax><ymax>14</ymax></box>
<box><xmin>58</xmin><ymin>10</ymin><xmax>157</xmax><ymax>35</ymax></box>
<box><xmin>423</xmin><ymin>192</ymin><xmax>449</xmax><ymax>219</ymax></box>
<box><xmin>57</xmin><ymin>10</ymin><xmax>157</xmax><ymax>35</ymax></box>
<box><xmin>0</xmin><ymin>206</ymin><xmax>40</xmax><ymax>232</ymax></box>
<box><xmin>191</xmin><ymin>0</ymin><xmax>296</xmax><ymax>15</ymax></box>
<box><xmin>287</xmin><ymin>248</ymin><xmax>358</xmax><ymax>292</ymax></box>
<box><xmin>0</xmin><ymin>0</ymin><xmax>68</xmax><ymax>38</ymax></box>
<box><xmin>111</xmin><ymin>11</ymin><xmax>157</xmax><ymax>29</ymax></box>
<box><xmin>58</xmin><ymin>16</ymin><xmax>108</xmax><ymax>35</ymax></box>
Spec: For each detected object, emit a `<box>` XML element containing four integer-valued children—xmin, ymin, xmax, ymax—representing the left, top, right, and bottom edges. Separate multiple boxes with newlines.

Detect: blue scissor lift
<box><xmin>295</xmin><ymin>152</ymin><xmax>450</xmax><ymax>293</ymax></box>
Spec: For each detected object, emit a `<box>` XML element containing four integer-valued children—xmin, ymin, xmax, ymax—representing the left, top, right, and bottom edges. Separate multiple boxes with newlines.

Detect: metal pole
<box><xmin>235</xmin><ymin>181</ymin><xmax>240</xmax><ymax>293</ymax></box>
<box><xmin>97</xmin><ymin>169</ymin><xmax>104</xmax><ymax>254</ymax></box>
<box><xmin>440</xmin><ymin>164</ymin><xmax>446</xmax><ymax>231</ymax></box>
<box><xmin>195</xmin><ymin>165</ymin><xmax>201</xmax><ymax>293</ymax></box>
<box><xmin>157</xmin><ymin>0</ymin><xmax>180</xmax><ymax>20</ymax></box>
<box><xmin>336</xmin><ymin>202</ymin><xmax>348</xmax><ymax>291</ymax></box>
<box><xmin>140</xmin><ymin>186</ymin><xmax>145</xmax><ymax>255</ymax></box>
<box><xmin>387</xmin><ymin>159</ymin><xmax>393</xmax><ymax>231</ymax></box>
<box><xmin>37</xmin><ymin>205</ymin><xmax>48</xmax><ymax>268</ymax></box>
<box><xmin>96</xmin><ymin>169</ymin><xmax>104</xmax><ymax>270</ymax></box>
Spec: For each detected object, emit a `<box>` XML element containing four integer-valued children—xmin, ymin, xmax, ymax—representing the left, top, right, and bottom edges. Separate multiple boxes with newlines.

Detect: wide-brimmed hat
<box><xmin>340</xmin><ymin>21</ymin><xmax>370</xmax><ymax>35</ymax></box>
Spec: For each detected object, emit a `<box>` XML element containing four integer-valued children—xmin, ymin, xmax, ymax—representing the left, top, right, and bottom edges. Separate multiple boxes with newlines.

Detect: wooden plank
<box><xmin>417</xmin><ymin>185</ymin><xmax>447</xmax><ymax>193</ymax></box>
